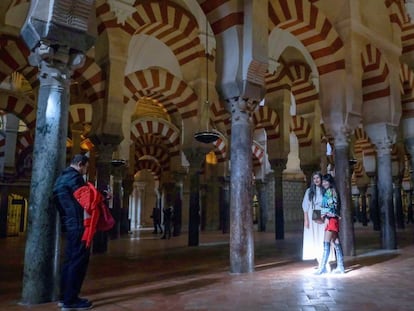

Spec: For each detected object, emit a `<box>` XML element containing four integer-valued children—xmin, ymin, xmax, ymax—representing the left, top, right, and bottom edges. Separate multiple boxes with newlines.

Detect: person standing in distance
<box><xmin>302</xmin><ymin>171</ymin><xmax>334</xmax><ymax>270</ymax></box>
<box><xmin>53</xmin><ymin>154</ymin><xmax>93</xmax><ymax>311</ymax></box>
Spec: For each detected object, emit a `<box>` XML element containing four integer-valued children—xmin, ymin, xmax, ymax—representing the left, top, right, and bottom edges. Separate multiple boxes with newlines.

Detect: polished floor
<box><xmin>1</xmin><ymin>223</ymin><xmax>414</xmax><ymax>311</ymax></box>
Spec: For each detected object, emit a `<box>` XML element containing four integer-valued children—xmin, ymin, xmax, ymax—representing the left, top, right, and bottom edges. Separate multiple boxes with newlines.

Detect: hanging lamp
<box><xmin>194</xmin><ymin>19</ymin><xmax>219</xmax><ymax>144</ymax></box>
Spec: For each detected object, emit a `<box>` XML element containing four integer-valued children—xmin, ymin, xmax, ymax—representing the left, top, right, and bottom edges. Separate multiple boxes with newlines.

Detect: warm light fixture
<box><xmin>194</xmin><ymin>17</ymin><xmax>219</xmax><ymax>144</ymax></box>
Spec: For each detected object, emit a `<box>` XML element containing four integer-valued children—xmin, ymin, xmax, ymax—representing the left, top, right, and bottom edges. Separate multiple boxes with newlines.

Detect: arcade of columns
<box><xmin>2</xmin><ymin>0</ymin><xmax>414</xmax><ymax>303</ymax></box>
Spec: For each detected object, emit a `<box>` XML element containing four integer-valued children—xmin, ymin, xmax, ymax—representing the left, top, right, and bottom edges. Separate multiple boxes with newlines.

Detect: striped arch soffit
<box><xmin>16</xmin><ymin>130</ymin><xmax>34</xmax><ymax>157</ymax></box>
<box><xmin>96</xmin><ymin>0</ymin><xmax>204</xmax><ymax>66</ymax></box>
<box><xmin>252</xmin><ymin>140</ymin><xmax>265</xmax><ymax>170</ymax></box>
<box><xmin>268</xmin><ymin>0</ymin><xmax>345</xmax><ymax>76</ymax></box>
<box><xmin>71</xmin><ymin>57</ymin><xmax>107</xmax><ymax>107</ymax></box>
<box><xmin>400</xmin><ymin>63</ymin><xmax>414</xmax><ymax>119</ymax></box>
<box><xmin>134</xmin><ymin>143</ymin><xmax>170</xmax><ymax>172</ymax></box>
<box><xmin>69</xmin><ymin>103</ymin><xmax>93</xmax><ymax>125</ymax></box>
<box><xmin>266</xmin><ymin>60</ymin><xmax>318</xmax><ymax>115</ymax></box>
<box><xmin>135</xmin><ymin>158</ymin><xmax>162</xmax><ymax>181</ymax></box>
<box><xmin>385</xmin><ymin>0</ymin><xmax>414</xmax><ymax>56</ymax></box>
<box><xmin>124</xmin><ymin>68</ymin><xmax>198</xmax><ymax>119</ymax></box>
<box><xmin>130</xmin><ymin>117</ymin><xmax>181</xmax><ymax>157</ymax></box>
<box><xmin>290</xmin><ymin>115</ymin><xmax>312</xmax><ymax>147</ymax></box>
<box><xmin>353</xmin><ymin>127</ymin><xmax>375</xmax><ymax>179</ymax></box>
<box><xmin>0</xmin><ymin>92</ymin><xmax>36</xmax><ymax>130</ymax></box>
<box><xmin>0</xmin><ymin>38</ymin><xmax>106</xmax><ymax>108</ymax></box>
<box><xmin>361</xmin><ymin>44</ymin><xmax>390</xmax><ymax>102</ymax></box>
<box><xmin>252</xmin><ymin>106</ymin><xmax>280</xmax><ymax>141</ymax></box>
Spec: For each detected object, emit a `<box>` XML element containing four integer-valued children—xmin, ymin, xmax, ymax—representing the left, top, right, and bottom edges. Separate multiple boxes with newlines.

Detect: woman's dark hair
<box><xmin>322</xmin><ymin>174</ymin><xmax>335</xmax><ymax>188</ymax></box>
<box><xmin>308</xmin><ymin>171</ymin><xmax>322</xmax><ymax>201</ymax></box>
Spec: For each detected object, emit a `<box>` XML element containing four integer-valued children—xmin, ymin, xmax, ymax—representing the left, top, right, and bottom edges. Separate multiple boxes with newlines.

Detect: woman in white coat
<box><xmin>302</xmin><ymin>171</ymin><xmax>334</xmax><ymax>267</ymax></box>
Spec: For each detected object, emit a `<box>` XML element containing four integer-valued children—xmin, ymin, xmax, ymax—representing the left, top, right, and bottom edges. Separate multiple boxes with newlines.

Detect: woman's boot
<box><xmin>314</xmin><ymin>242</ymin><xmax>330</xmax><ymax>275</ymax></box>
<box><xmin>332</xmin><ymin>242</ymin><xmax>345</xmax><ymax>274</ymax></box>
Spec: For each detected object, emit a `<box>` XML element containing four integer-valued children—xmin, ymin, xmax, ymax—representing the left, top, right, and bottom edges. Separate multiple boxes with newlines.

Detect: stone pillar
<box><xmin>228</xmin><ymin>97</ymin><xmax>255</xmax><ymax>273</ymax></box>
<box><xmin>376</xmin><ymin>142</ymin><xmax>397</xmax><ymax>249</ymax></box>
<box><xmin>109</xmin><ymin>162</ymin><xmax>126</xmax><ymax>239</ymax></box>
<box><xmin>270</xmin><ymin>159</ymin><xmax>287</xmax><ymax>240</ymax></box>
<box><xmin>184</xmin><ymin>148</ymin><xmax>207</xmax><ymax>246</ymax></box>
<box><xmin>393</xmin><ymin>175</ymin><xmax>404</xmax><ymax>229</ymax></box>
<box><xmin>366</xmin><ymin>124</ymin><xmax>397</xmax><ymax>249</ymax></box>
<box><xmin>219</xmin><ymin>176</ymin><xmax>230</xmax><ymax>233</ymax></box>
<box><xmin>92</xmin><ymin>145</ymin><xmax>115</xmax><ymax>253</ymax></box>
<box><xmin>334</xmin><ymin>140</ymin><xmax>355</xmax><ymax>256</ymax></box>
<box><xmin>172</xmin><ymin>171</ymin><xmax>185</xmax><ymax>236</ymax></box>
<box><xmin>18</xmin><ymin>2</ymin><xmax>96</xmax><ymax>295</ymax></box>
<box><xmin>129</xmin><ymin>181</ymin><xmax>143</xmax><ymax>231</ymax></box>
<box><xmin>255</xmin><ymin>179</ymin><xmax>267</xmax><ymax>232</ymax></box>
<box><xmin>358</xmin><ymin>185</ymin><xmax>368</xmax><ymax>226</ymax></box>
<box><xmin>265</xmin><ymin>172</ymin><xmax>275</xmax><ymax>232</ymax></box>
<box><xmin>20</xmin><ymin>45</ymin><xmax>88</xmax><ymax>303</ymax></box>
<box><xmin>121</xmin><ymin>174</ymin><xmax>134</xmax><ymax>234</ymax></box>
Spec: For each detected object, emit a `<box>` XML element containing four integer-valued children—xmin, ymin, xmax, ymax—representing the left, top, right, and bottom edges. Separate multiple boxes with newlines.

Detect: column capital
<box><xmin>269</xmin><ymin>158</ymin><xmax>287</xmax><ymax>173</ymax></box>
<box><xmin>365</xmin><ymin>123</ymin><xmax>397</xmax><ymax>156</ymax></box>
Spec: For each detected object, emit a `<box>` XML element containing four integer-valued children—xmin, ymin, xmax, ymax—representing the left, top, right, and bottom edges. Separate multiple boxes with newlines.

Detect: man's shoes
<box><xmin>58</xmin><ymin>298</ymin><xmax>90</xmax><ymax>308</ymax></box>
<box><xmin>60</xmin><ymin>298</ymin><xmax>93</xmax><ymax>310</ymax></box>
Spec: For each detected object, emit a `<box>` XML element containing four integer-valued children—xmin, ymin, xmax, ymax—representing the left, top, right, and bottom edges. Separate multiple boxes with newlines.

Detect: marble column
<box><xmin>367</xmin><ymin>174</ymin><xmax>381</xmax><ymax>230</ymax></box>
<box><xmin>92</xmin><ymin>145</ymin><xmax>115</xmax><ymax>253</ymax></box>
<box><xmin>109</xmin><ymin>163</ymin><xmax>126</xmax><ymax>239</ymax></box>
<box><xmin>270</xmin><ymin>159</ymin><xmax>287</xmax><ymax>240</ymax></box>
<box><xmin>219</xmin><ymin>176</ymin><xmax>230</xmax><ymax>233</ymax></box>
<box><xmin>376</xmin><ymin>143</ymin><xmax>397</xmax><ymax>249</ymax></box>
<box><xmin>228</xmin><ymin>97</ymin><xmax>255</xmax><ymax>273</ymax></box>
<box><xmin>185</xmin><ymin>149</ymin><xmax>207</xmax><ymax>246</ymax></box>
<box><xmin>334</xmin><ymin>141</ymin><xmax>355</xmax><ymax>256</ymax></box>
<box><xmin>21</xmin><ymin>46</ymin><xmax>84</xmax><ymax>303</ymax></box>
<box><xmin>393</xmin><ymin>175</ymin><xmax>404</xmax><ymax>229</ymax></box>
<box><xmin>121</xmin><ymin>174</ymin><xmax>134</xmax><ymax>234</ymax></box>
<box><xmin>255</xmin><ymin>179</ymin><xmax>267</xmax><ymax>232</ymax></box>
<box><xmin>265</xmin><ymin>172</ymin><xmax>275</xmax><ymax>233</ymax></box>
<box><xmin>172</xmin><ymin>171</ymin><xmax>185</xmax><ymax>236</ymax></box>
<box><xmin>358</xmin><ymin>185</ymin><xmax>368</xmax><ymax>226</ymax></box>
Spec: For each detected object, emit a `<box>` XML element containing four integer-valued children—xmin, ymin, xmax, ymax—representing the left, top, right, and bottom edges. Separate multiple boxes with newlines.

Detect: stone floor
<box><xmin>1</xmin><ymin>223</ymin><xmax>414</xmax><ymax>311</ymax></box>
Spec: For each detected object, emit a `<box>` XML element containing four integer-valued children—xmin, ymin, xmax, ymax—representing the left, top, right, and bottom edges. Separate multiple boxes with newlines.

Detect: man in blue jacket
<box><xmin>53</xmin><ymin>154</ymin><xmax>93</xmax><ymax>311</ymax></box>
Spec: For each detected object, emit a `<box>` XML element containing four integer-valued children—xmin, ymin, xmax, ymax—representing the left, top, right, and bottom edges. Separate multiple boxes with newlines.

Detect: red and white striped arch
<box><xmin>96</xmin><ymin>0</ymin><xmax>204</xmax><ymax>66</ymax></box>
<box><xmin>135</xmin><ymin>158</ymin><xmax>162</xmax><ymax>181</ymax></box>
<box><xmin>15</xmin><ymin>131</ymin><xmax>34</xmax><ymax>156</ymax></box>
<box><xmin>252</xmin><ymin>141</ymin><xmax>265</xmax><ymax>169</ymax></box>
<box><xmin>211</xmin><ymin>135</ymin><xmax>228</xmax><ymax>163</ymax></box>
<box><xmin>290</xmin><ymin>115</ymin><xmax>312</xmax><ymax>147</ymax></box>
<box><xmin>72</xmin><ymin>57</ymin><xmax>106</xmax><ymax>107</ymax></box>
<box><xmin>269</xmin><ymin>0</ymin><xmax>345</xmax><ymax>75</ymax></box>
<box><xmin>288</xmin><ymin>62</ymin><xmax>318</xmax><ymax>112</ymax></box>
<box><xmin>0</xmin><ymin>38</ymin><xmax>33</xmax><ymax>86</ymax></box>
<box><xmin>252</xmin><ymin>106</ymin><xmax>280</xmax><ymax>140</ymax></box>
<box><xmin>135</xmin><ymin>144</ymin><xmax>170</xmax><ymax>172</ymax></box>
<box><xmin>353</xmin><ymin>127</ymin><xmax>375</xmax><ymax>157</ymax></box>
<box><xmin>361</xmin><ymin>44</ymin><xmax>390</xmax><ymax>102</ymax></box>
<box><xmin>131</xmin><ymin>117</ymin><xmax>181</xmax><ymax>155</ymax></box>
<box><xmin>69</xmin><ymin>103</ymin><xmax>93</xmax><ymax>125</ymax></box>
<box><xmin>124</xmin><ymin>68</ymin><xmax>198</xmax><ymax>119</ymax></box>
<box><xmin>0</xmin><ymin>92</ymin><xmax>36</xmax><ymax>130</ymax></box>
<box><xmin>196</xmin><ymin>0</ymin><xmax>243</xmax><ymax>35</ymax></box>
<box><xmin>400</xmin><ymin>63</ymin><xmax>414</xmax><ymax>119</ymax></box>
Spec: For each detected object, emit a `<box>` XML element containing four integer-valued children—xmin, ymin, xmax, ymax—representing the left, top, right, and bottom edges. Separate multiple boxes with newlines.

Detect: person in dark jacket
<box><xmin>151</xmin><ymin>206</ymin><xmax>163</xmax><ymax>234</ymax></box>
<box><xmin>53</xmin><ymin>154</ymin><xmax>93</xmax><ymax>311</ymax></box>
